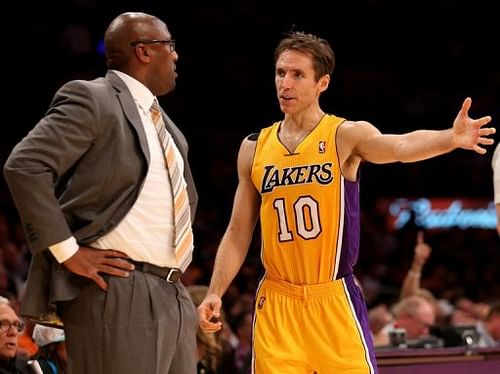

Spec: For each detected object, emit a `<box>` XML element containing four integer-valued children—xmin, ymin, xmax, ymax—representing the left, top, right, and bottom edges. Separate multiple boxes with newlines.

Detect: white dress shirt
<box><xmin>50</xmin><ymin>70</ymin><xmax>186</xmax><ymax>268</ymax></box>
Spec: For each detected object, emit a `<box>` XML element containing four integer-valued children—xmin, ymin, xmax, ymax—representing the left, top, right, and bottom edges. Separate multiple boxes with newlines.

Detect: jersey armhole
<box><xmin>246</xmin><ymin>132</ymin><xmax>259</xmax><ymax>141</ymax></box>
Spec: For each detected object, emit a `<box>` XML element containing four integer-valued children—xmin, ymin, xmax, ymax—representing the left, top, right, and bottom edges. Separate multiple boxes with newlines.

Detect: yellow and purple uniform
<box><xmin>250</xmin><ymin>114</ymin><xmax>377</xmax><ymax>373</ymax></box>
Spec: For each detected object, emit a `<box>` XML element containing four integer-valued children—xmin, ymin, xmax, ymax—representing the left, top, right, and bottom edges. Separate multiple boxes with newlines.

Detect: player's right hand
<box><xmin>197</xmin><ymin>293</ymin><xmax>223</xmax><ymax>333</ymax></box>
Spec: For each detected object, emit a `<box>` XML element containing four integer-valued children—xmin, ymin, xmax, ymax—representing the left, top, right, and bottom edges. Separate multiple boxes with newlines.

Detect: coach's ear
<box><xmin>132</xmin><ymin>44</ymin><xmax>151</xmax><ymax>63</ymax></box>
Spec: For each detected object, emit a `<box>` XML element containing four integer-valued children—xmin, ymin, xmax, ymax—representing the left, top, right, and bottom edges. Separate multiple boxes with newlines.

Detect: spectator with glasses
<box><xmin>0</xmin><ymin>300</ymin><xmax>31</xmax><ymax>374</ymax></box>
<box><xmin>3</xmin><ymin>11</ymin><xmax>198</xmax><ymax>374</ymax></box>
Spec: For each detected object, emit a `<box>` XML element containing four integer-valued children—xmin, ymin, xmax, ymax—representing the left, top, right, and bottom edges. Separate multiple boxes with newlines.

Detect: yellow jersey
<box><xmin>251</xmin><ymin>114</ymin><xmax>360</xmax><ymax>285</ymax></box>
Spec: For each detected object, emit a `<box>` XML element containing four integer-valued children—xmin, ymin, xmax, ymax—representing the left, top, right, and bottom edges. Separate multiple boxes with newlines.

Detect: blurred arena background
<box><xmin>1</xmin><ymin>0</ymin><xmax>499</xmax><ymax>308</ymax></box>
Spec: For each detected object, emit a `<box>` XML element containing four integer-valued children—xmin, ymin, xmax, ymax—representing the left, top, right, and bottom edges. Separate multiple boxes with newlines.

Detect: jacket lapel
<box><xmin>106</xmin><ymin>71</ymin><xmax>151</xmax><ymax>165</ymax></box>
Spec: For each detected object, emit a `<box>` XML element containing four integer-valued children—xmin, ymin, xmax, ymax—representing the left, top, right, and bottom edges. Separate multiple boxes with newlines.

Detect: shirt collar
<box><xmin>111</xmin><ymin>70</ymin><xmax>155</xmax><ymax>112</ymax></box>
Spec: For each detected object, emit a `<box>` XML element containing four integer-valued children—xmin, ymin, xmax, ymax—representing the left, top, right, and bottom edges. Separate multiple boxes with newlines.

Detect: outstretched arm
<box><xmin>197</xmin><ymin>136</ymin><xmax>260</xmax><ymax>333</ymax></box>
<box><xmin>347</xmin><ymin>97</ymin><xmax>495</xmax><ymax>165</ymax></box>
<box><xmin>451</xmin><ymin>97</ymin><xmax>495</xmax><ymax>154</ymax></box>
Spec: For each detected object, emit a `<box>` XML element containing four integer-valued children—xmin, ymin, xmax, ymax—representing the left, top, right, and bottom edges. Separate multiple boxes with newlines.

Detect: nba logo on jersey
<box><xmin>319</xmin><ymin>140</ymin><xmax>326</xmax><ymax>153</ymax></box>
<box><xmin>258</xmin><ymin>297</ymin><xmax>266</xmax><ymax>310</ymax></box>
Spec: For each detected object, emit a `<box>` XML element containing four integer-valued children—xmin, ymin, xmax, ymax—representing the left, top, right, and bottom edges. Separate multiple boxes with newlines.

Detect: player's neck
<box><xmin>279</xmin><ymin>110</ymin><xmax>326</xmax><ymax>153</ymax></box>
<box><xmin>282</xmin><ymin>109</ymin><xmax>325</xmax><ymax>131</ymax></box>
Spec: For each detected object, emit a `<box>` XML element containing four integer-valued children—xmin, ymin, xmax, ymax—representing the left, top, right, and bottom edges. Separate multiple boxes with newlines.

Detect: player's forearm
<box><xmin>207</xmin><ymin>230</ymin><xmax>251</xmax><ymax>297</ymax></box>
<box><xmin>395</xmin><ymin>129</ymin><xmax>456</xmax><ymax>163</ymax></box>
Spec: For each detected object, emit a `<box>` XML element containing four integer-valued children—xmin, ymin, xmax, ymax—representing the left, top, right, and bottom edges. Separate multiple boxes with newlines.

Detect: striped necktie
<box><xmin>150</xmin><ymin>99</ymin><xmax>193</xmax><ymax>271</ymax></box>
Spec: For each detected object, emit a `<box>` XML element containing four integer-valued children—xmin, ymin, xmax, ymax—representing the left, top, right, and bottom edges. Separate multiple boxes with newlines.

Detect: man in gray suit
<box><xmin>4</xmin><ymin>12</ymin><xmax>198</xmax><ymax>374</ymax></box>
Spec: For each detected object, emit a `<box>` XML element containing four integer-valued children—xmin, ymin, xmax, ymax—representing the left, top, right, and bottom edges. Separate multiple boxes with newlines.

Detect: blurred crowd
<box><xmin>0</xmin><ymin>203</ymin><xmax>498</xmax><ymax>373</ymax></box>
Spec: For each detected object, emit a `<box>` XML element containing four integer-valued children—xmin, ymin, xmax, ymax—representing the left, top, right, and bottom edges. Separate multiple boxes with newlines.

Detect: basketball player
<box><xmin>197</xmin><ymin>31</ymin><xmax>495</xmax><ymax>373</ymax></box>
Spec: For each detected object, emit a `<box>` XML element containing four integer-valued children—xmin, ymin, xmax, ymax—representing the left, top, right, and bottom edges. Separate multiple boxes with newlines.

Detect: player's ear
<box><xmin>318</xmin><ymin>74</ymin><xmax>330</xmax><ymax>93</ymax></box>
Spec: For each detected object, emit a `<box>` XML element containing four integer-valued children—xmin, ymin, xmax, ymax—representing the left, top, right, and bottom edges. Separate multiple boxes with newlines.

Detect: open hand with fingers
<box><xmin>63</xmin><ymin>246</ymin><xmax>135</xmax><ymax>291</ymax></box>
<box><xmin>453</xmin><ymin>97</ymin><xmax>495</xmax><ymax>154</ymax></box>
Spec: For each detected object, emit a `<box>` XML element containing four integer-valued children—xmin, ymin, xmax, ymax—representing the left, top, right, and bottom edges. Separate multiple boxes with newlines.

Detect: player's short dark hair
<box><xmin>274</xmin><ymin>31</ymin><xmax>335</xmax><ymax>81</ymax></box>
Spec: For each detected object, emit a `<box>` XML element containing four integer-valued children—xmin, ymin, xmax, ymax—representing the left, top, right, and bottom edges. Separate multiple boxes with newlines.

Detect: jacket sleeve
<box><xmin>3</xmin><ymin>80</ymin><xmax>99</xmax><ymax>254</ymax></box>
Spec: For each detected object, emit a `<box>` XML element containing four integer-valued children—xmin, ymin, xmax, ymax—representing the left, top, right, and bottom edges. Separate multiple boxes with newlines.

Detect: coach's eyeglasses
<box><xmin>0</xmin><ymin>319</ymin><xmax>24</xmax><ymax>333</ymax></box>
<box><xmin>129</xmin><ymin>39</ymin><xmax>176</xmax><ymax>52</ymax></box>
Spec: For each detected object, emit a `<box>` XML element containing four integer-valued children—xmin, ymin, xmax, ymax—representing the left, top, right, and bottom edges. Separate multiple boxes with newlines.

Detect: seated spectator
<box><xmin>474</xmin><ymin>300</ymin><xmax>500</xmax><ymax>347</ymax></box>
<box><xmin>0</xmin><ymin>298</ymin><xmax>31</xmax><ymax>374</ymax></box>
<box><xmin>368</xmin><ymin>303</ymin><xmax>393</xmax><ymax>337</ymax></box>
<box><xmin>16</xmin><ymin>319</ymin><xmax>39</xmax><ymax>363</ymax></box>
<box><xmin>374</xmin><ymin>294</ymin><xmax>436</xmax><ymax>346</ymax></box>
<box><xmin>450</xmin><ymin>297</ymin><xmax>490</xmax><ymax>327</ymax></box>
<box><xmin>32</xmin><ymin>325</ymin><xmax>66</xmax><ymax>373</ymax></box>
<box><xmin>400</xmin><ymin>232</ymin><xmax>450</xmax><ymax>324</ymax></box>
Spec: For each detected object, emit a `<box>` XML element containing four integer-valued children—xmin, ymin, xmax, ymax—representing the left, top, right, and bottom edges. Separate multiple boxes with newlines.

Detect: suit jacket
<box><xmin>3</xmin><ymin>71</ymin><xmax>198</xmax><ymax>319</ymax></box>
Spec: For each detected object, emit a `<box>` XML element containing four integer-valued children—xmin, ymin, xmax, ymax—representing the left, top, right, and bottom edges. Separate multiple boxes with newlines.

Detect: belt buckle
<box><xmin>165</xmin><ymin>268</ymin><xmax>181</xmax><ymax>283</ymax></box>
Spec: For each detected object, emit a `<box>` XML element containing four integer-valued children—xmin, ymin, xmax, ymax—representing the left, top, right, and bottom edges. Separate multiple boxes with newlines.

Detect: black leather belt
<box><xmin>131</xmin><ymin>261</ymin><xmax>182</xmax><ymax>283</ymax></box>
